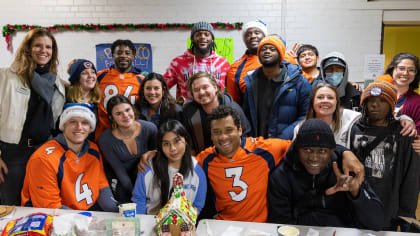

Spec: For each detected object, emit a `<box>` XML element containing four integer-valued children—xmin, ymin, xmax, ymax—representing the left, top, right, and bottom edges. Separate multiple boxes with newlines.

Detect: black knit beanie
<box><xmin>295</xmin><ymin>119</ymin><xmax>336</xmax><ymax>149</ymax></box>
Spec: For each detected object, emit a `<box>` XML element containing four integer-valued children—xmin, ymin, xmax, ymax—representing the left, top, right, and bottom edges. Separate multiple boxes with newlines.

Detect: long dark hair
<box><xmin>106</xmin><ymin>94</ymin><xmax>138</xmax><ymax>127</ymax></box>
<box><xmin>152</xmin><ymin>120</ymin><xmax>194</xmax><ymax>207</ymax></box>
<box><xmin>135</xmin><ymin>73</ymin><xmax>177</xmax><ymax>124</ymax></box>
<box><xmin>385</xmin><ymin>52</ymin><xmax>420</xmax><ymax>91</ymax></box>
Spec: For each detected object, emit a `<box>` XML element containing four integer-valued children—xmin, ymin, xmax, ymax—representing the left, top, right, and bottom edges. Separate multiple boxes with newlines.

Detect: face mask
<box><xmin>325</xmin><ymin>72</ymin><xmax>344</xmax><ymax>87</ymax></box>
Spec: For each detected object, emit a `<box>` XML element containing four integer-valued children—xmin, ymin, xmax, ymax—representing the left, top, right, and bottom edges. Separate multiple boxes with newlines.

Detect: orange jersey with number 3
<box><xmin>195</xmin><ymin>137</ymin><xmax>291</xmax><ymax>222</ymax></box>
<box><xmin>95</xmin><ymin>67</ymin><xmax>143</xmax><ymax>140</ymax></box>
<box><xmin>21</xmin><ymin>139</ymin><xmax>109</xmax><ymax>210</ymax></box>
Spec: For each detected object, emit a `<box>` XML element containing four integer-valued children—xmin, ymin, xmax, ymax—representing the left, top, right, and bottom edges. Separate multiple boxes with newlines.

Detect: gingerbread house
<box><xmin>155</xmin><ymin>173</ymin><xmax>198</xmax><ymax>236</ymax></box>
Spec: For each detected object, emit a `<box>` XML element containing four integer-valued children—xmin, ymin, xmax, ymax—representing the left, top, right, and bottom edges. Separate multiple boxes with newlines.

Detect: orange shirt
<box><xmin>195</xmin><ymin>137</ymin><xmax>291</xmax><ymax>222</ymax></box>
<box><xmin>226</xmin><ymin>53</ymin><xmax>261</xmax><ymax>105</ymax></box>
<box><xmin>21</xmin><ymin>139</ymin><xmax>109</xmax><ymax>210</ymax></box>
<box><xmin>302</xmin><ymin>71</ymin><xmax>314</xmax><ymax>83</ymax></box>
<box><xmin>96</xmin><ymin>67</ymin><xmax>143</xmax><ymax>140</ymax></box>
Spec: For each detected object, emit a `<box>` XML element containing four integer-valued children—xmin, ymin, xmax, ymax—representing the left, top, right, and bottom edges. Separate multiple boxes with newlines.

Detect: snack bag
<box><xmin>1</xmin><ymin>213</ymin><xmax>54</xmax><ymax>236</ymax></box>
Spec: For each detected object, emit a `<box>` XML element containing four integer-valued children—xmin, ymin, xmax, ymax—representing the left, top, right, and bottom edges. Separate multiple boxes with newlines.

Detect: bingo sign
<box><xmin>95</xmin><ymin>43</ymin><xmax>152</xmax><ymax>76</ymax></box>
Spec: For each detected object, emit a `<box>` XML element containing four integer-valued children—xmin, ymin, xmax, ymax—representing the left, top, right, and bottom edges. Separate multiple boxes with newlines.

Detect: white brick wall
<box><xmin>0</xmin><ymin>0</ymin><xmax>418</xmax><ymax>82</ymax></box>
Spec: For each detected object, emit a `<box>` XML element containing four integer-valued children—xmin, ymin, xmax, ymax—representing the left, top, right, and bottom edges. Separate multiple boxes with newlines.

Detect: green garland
<box><xmin>2</xmin><ymin>22</ymin><xmax>243</xmax><ymax>51</ymax></box>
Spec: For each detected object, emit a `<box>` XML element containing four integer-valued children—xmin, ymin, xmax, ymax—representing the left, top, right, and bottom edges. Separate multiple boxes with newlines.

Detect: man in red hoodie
<box><xmin>164</xmin><ymin>21</ymin><xmax>230</xmax><ymax>104</ymax></box>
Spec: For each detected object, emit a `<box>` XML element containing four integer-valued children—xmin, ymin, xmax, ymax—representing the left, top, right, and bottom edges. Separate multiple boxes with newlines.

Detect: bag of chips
<box><xmin>1</xmin><ymin>212</ymin><xmax>54</xmax><ymax>236</ymax></box>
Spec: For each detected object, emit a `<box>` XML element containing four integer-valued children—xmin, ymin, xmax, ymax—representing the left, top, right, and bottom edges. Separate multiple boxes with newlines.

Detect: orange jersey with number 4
<box><xmin>95</xmin><ymin>67</ymin><xmax>143</xmax><ymax>140</ymax></box>
<box><xmin>21</xmin><ymin>139</ymin><xmax>109</xmax><ymax>210</ymax></box>
<box><xmin>195</xmin><ymin>137</ymin><xmax>291</xmax><ymax>222</ymax></box>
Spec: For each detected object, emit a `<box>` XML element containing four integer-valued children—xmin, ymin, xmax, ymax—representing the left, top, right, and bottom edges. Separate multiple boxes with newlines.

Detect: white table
<box><xmin>196</xmin><ymin>219</ymin><xmax>420</xmax><ymax>236</ymax></box>
<box><xmin>0</xmin><ymin>206</ymin><xmax>157</xmax><ymax>235</ymax></box>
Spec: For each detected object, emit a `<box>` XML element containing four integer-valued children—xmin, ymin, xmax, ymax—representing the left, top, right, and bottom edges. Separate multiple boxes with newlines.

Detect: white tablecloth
<box><xmin>0</xmin><ymin>206</ymin><xmax>157</xmax><ymax>235</ymax></box>
<box><xmin>196</xmin><ymin>219</ymin><xmax>419</xmax><ymax>236</ymax></box>
<box><xmin>2</xmin><ymin>207</ymin><xmax>418</xmax><ymax>236</ymax></box>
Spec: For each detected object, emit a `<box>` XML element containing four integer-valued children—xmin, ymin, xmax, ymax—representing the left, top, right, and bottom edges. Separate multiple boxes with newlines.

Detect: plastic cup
<box><xmin>118</xmin><ymin>203</ymin><xmax>137</xmax><ymax>218</ymax></box>
<box><xmin>277</xmin><ymin>226</ymin><xmax>299</xmax><ymax>236</ymax></box>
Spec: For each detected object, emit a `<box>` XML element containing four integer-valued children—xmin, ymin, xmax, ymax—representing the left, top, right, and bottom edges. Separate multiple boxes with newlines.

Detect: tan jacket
<box><xmin>0</xmin><ymin>67</ymin><xmax>66</xmax><ymax>144</ymax></box>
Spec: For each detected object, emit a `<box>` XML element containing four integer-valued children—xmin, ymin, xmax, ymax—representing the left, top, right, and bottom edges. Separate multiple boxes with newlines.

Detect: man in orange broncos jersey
<box><xmin>21</xmin><ymin>103</ymin><xmax>118</xmax><ymax>211</ymax></box>
<box><xmin>95</xmin><ymin>39</ymin><xmax>143</xmax><ymax>140</ymax></box>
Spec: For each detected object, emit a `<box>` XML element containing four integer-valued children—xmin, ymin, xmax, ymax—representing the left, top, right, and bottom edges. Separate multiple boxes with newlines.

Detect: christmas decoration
<box><xmin>2</xmin><ymin>22</ymin><xmax>243</xmax><ymax>51</ymax></box>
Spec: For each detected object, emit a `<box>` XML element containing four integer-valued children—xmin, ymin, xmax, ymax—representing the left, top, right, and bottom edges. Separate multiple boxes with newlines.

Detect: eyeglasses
<box><xmin>395</xmin><ymin>66</ymin><xmax>417</xmax><ymax>75</ymax></box>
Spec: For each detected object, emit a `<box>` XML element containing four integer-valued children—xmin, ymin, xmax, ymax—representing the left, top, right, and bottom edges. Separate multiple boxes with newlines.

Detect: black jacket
<box><xmin>340</xmin><ymin>83</ymin><xmax>361</xmax><ymax>111</ymax></box>
<box><xmin>311</xmin><ymin>79</ymin><xmax>361</xmax><ymax>111</ymax></box>
<box><xmin>267</xmin><ymin>142</ymin><xmax>384</xmax><ymax>231</ymax></box>
<box><xmin>349</xmin><ymin>119</ymin><xmax>420</xmax><ymax>230</ymax></box>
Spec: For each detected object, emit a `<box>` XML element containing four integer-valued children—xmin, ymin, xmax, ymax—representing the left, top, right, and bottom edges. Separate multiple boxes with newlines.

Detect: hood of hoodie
<box><xmin>181</xmin><ymin>49</ymin><xmax>224</xmax><ymax>77</ymax></box>
<box><xmin>320</xmin><ymin>52</ymin><xmax>349</xmax><ymax>98</ymax></box>
<box><xmin>220</xmin><ymin>93</ymin><xmax>234</xmax><ymax>105</ymax></box>
<box><xmin>282</xmin><ymin>61</ymin><xmax>304</xmax><ymax>84</ymax></box>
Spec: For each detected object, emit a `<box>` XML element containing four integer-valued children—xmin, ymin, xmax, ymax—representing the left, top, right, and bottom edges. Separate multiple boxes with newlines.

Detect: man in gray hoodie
<box><xmin>315</xmin><ymin>52</ymin><xmax>361</xmax><ymax>111</ymax></box>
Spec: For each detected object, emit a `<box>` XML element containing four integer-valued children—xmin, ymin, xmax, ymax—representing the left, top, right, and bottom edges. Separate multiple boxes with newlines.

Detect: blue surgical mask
<box><xmin>325</xmin><ymin>72</ymin><xmax>344</xmax><ymax>87</ymax></box>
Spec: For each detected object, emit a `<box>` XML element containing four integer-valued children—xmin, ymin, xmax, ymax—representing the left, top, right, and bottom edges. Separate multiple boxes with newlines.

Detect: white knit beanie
<box><xmin>59</xmin><ymin>103</ymin><xmax>96</xmax><ymax>133</ymax></box>
<box><xmin>242</xmin><ymin>20</ymin><xmax>268</xmax><ymax>41</ymax></box>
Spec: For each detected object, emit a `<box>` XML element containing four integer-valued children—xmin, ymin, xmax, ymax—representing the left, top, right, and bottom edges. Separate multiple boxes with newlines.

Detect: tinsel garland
<box><xmin>2</xmin><ymin>22</ymin><xmax>243</xmax><ymax>51</ymax></box>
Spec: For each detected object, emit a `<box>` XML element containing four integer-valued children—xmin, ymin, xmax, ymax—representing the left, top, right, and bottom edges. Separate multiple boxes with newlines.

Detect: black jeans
<box><xmin>0</xmin><ymin>141</ymin><xmax>35</xmax><ymax>205</ymax></box>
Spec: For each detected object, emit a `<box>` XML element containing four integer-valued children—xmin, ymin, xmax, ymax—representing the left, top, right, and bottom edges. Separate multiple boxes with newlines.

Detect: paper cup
<box><xmin>277</xmin><ymin>226</ymin><xmax>299</xmax><ymax>236</ymax></box>
<box><xmin>118</xmin><ymin>203</ymin><xmax>137</xmax><ymax>218</ymax></box>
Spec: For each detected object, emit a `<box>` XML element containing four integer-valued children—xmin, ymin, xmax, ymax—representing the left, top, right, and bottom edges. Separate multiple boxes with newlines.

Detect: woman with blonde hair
<box><xmin>66</xmin><ymin>59</ymin><xmax>101</xmax><ymax>105</ymax></box>
<box><xmin>294</xmin><ymin>83</ymin><xmax>415</xmax><ymax>146</ymax></box>
<box><xmin>66</xmin><ymin>59</ymin><xmax>101</xmax><ymax>140</ymax></box>
<box><xmin>294</xmin><ymin>83</ymin><xmax>360</xmax><ymax>146</ymax></box>
<box><xmin>0</xmin><ymin>28</ymin><xmax>66</xmax><ymax>205</ymax></box>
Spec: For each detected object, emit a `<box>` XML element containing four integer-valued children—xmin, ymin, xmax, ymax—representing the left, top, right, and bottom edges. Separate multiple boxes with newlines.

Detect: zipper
<box><xmin>312</xmin><ymin>175</ymin><xmax>315</xmax><ymax>189</ymax></box>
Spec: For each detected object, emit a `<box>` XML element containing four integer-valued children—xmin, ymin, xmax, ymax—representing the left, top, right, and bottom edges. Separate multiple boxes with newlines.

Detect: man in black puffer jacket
<box><xmin>267</xmin><ymin>119</ymin><xmax>383</xmax><ymax>231</ymax></box>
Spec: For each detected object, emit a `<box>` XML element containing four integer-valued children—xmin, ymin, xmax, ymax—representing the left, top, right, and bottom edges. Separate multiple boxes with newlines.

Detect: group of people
<box><xmin>0</xmin><ymin>19</ymin><xmax>419</xmax><ymax>232</ymax></box>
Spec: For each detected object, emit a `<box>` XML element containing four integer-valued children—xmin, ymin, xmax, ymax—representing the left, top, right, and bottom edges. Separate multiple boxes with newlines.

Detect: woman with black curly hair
<box><xmin>376</xmin><ymin>52</ymin><xmax>420</xmax><ymax>133</ymax></box>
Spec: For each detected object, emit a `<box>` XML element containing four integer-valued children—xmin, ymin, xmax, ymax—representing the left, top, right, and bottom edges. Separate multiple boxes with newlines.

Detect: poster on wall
<box><xmin>96</xmin><ymin>43</ymin><xmax>152</xmax><ymax>76</ymax></box>
<box><xmin>363</xmin><ymin>54</ymin><xmax>385</xmax><ymax>88</ymax></box>
<box><xmin>187</xmin><ymin>38</ymin><xmax>234</xmax><ymax>64</ymax></box>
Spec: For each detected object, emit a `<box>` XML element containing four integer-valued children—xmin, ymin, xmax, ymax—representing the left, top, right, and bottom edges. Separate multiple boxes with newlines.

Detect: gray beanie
<box><xmin>191</xmin><ymin>21</ymin><xmax>214</xmax><ymax>39</ymax></box>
